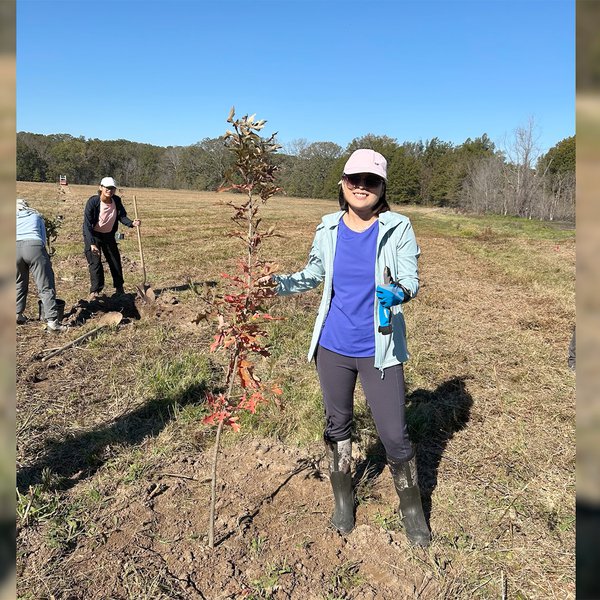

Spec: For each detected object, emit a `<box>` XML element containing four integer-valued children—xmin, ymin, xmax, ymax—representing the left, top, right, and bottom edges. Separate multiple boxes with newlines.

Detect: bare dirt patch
<box><xmin>20</xmin><ymin>438</ymin><xmax>441</xmax><ymax>599</ymax></box>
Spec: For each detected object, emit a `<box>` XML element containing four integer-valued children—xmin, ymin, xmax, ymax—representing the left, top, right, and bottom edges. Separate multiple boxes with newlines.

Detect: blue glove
<box><xmin>376</xmin><ymin>284</ymin><xmax>406</xmax><ymax>308</ymax></box>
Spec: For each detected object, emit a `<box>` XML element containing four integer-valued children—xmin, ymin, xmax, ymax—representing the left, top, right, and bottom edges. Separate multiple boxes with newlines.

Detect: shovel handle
<box><xmin>41</xmin><ymin>324</ymin><xmax>107</xmax><ymax>362</ymax></box>
<box><xmin>133</xmin><ymin>195</ymin><xmax>147</xmax><ymax>286</ymax></box>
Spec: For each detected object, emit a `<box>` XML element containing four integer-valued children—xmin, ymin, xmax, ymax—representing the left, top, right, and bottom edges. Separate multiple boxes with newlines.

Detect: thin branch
<box><xmin>208</xmin><ymin>417</ymin><xmax>224</xmax><ymax>549</ymax></box>
<box><xmin>158</xmin><ymin>473</ymin><xmax>199</xmax><ymax>481</ymax></box>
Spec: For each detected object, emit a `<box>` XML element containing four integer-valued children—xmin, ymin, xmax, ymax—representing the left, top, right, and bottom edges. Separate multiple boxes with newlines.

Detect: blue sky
<box><xmin>17</xmin><ymin>0</ymin><xmax>574</xmax><ymax>155</ymax></box>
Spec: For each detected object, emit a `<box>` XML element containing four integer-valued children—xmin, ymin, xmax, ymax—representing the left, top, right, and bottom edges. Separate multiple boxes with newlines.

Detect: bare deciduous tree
<box><xmin>461</xmin><ymin>155</ymin><xmax>504</xmax><ymax>214</ymax></box>
<box><xmin>283</xmin><ymin>138</ymin><xmax>309</xmax><ymax>157</ymax></box>
<box><xmin>161</xmin><ymin>146</ymin><xmax>183</xmax><ymax>188</ymax></box>
<box><xmin>501</xmin><ymin>117</ymin><xmax>543</xmax><ymax>218</ymax></box>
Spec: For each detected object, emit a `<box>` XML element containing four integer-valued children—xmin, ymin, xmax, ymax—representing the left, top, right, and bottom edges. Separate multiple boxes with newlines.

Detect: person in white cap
<box><xmin>16</xmin><ymin>199</ymin><xmax>66</xmax><ymax>332</ymax></box>
<box><xmin>83</xmin><ymin>177</ymin><xmax>140</xmax><ymax>299</ymax></box>
<box><xmin>262</xmin><ymin>149</ymin><xmax>430</xmax><ymax>546</ymax></box>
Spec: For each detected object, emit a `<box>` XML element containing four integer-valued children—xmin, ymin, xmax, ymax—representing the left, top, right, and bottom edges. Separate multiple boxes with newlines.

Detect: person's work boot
<box><xmin>16</xmin><ymin>313</ymin><xmax>27</xmax><ymax>324</ymax></box>
<box><xmin>46</xmin><ymin>319</ymin><xmax>67</xmax><ymax>333</ymax></box>
<box><xmin>114</xmin><ymin>286</ymin><xmax>125</xmax><ymax>296</ymax></box>
<box><xmin>388</xmin><ymin>455</ymin><xmax>431</xmax><ymax>547</ymax></box>
<box><xmin>326</xmin><ymin>438</ymin><xmax>354</xmax><ymax>534</ymax></box>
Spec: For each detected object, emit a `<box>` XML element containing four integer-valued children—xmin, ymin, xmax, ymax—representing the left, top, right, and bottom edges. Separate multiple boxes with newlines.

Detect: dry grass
<box><xmin>16</xmin><ymin>182</ymin><xmax>575</xmax><ymax>599</ymax></box>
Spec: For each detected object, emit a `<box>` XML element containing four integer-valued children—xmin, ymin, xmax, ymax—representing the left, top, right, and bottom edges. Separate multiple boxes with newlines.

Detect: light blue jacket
<box><xmin>274</xmin><ymin>210</ymin><xmax>420</xmax><ymax>374</ymax></box>
<box><xmin>17</xmin><ymin>208</ymin><xmax>47</xmax><ymax>245</ymax></box>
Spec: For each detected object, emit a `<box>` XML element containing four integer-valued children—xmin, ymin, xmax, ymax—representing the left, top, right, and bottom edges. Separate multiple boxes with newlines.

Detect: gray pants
<box><xmin>568</xmin><ymin>326</ymin><xmax>576</xmax><ymax>371</ymax></box>
<box><xmin>17</xmin><ymin>240</ymin><xmax>59</xmax><ymax>321</ymax></box>
<box><xmin>315</xmin><ymin>345</ymin><xmax>414</xmax><ymax>462</ymax></box>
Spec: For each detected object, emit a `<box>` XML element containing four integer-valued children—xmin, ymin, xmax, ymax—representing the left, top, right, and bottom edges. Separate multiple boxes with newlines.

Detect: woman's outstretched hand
<box><xmin>257</xmin><ymin>275</ymin><xmax>277</xmax><ymax>296</ymax></box>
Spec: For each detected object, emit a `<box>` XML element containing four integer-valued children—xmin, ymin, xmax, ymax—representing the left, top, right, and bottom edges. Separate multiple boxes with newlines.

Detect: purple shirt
<box><xmin>319</xmin><ymin>218</ymin><xmax>378</xmax><ymax>357</ymax></box>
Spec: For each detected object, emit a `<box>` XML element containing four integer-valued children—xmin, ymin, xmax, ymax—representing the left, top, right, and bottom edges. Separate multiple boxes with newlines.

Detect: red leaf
<box><xmin>223</xmin><ymin>336</ymin><xmax>237</xmax><ymax>349</ymax></box>
<box><xmin>203</xmin><ymin>410</ymin><xmax>229</xmax><ymax>426</ymax></box>
<box><xmin>210</xmin><ymin>334</ymin><xmax>223</xmax><ymax>352</ymax></box>
<box><xmin>239</xmin><ymin>395</ymin><xmax>256</xmax><ymax>413</ymax></box>
<box><xmin>238</xmin><ymin>365</ymin><xmax>259</xmax><ymax>389</ymax></box>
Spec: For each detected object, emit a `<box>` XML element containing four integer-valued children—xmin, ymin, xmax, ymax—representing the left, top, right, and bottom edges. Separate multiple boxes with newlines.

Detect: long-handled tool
<box><xmin>40</xmin><ymin>312</ymin><xmax>123</xmax><ymax>362</ymax></box>
<box><xmin>377</xmin><ymin>267</ymin><xmax>394</xmax><ymax>335</ymax></box>
<box><xmin>132</xmin><ymin>195</ymin><xmax>155</xmax><ymax>303</ymax></box>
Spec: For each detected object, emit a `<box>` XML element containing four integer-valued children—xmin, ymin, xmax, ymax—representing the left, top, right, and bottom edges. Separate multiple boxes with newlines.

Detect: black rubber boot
<box><xmin>388</xmin><ymin>456</ymin><xmax>431</xmax><ymax>547</ymax></box>
<box><xmin>327</xmin><ymin>439</ymin><xmax>354</xmax><ymax>534</ymax></box>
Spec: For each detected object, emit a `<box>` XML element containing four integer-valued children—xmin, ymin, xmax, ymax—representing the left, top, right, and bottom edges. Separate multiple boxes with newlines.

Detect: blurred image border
<box><xmin>576</xmin><ymin>0</ymin><xmax>600</xmax><ymax>597</ymax></box>
<box><xmin>0</xmin><ymin>0</ymin><xmax>16</xmax><ymax>598</ymax></box>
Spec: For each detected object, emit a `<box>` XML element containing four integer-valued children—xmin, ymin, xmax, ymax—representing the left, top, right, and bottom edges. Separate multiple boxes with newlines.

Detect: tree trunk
<box><xmin>207</xmin><ymin>417</ymin><xmax>225</xmax><ymax>549</ymax></box>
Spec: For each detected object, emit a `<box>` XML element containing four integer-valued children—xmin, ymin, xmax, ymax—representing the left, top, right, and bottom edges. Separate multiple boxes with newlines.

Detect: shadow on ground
<box><xmin>153</xmin><ymin>280</ymin><xmax>217</xmax><ymax>296</ymax></box>
<box><xmin>17</xmin><ymin>380</ymin><xmax>212</xmax><ymax>493</ymax></box>
<box><xmin>353</xmin><ymin>376</ymin><xmax>474</xmax><ymax>522</ymax></box>
<box><xmin>65</xmin><ymin>293</ymin><xmax>141</xmax><ymax>326</ymax></box>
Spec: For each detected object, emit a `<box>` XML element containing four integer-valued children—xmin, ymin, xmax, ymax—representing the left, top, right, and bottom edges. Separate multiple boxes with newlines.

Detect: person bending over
<box><xmin>17</xmin><ymin>198</ymin><xmax>66</xmax><ymax>332</ymax></box>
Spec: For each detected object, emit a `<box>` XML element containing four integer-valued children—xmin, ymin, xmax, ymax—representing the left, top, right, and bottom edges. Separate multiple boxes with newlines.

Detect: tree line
<box><xmin>17</xmin><ymin>124</ymin><xmax>574</xmax><ymax>222</ymax></box>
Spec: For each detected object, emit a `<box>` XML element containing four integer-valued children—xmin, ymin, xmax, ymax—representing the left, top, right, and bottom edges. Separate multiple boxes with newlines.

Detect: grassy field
<box><xmin>16</xmin><ymin>182</ymin><xmax>575</xmax><ymax>599</ymax></box>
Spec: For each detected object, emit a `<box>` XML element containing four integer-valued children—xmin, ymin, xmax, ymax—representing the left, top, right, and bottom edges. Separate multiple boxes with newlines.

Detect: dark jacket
<box><xmin>83</xmin><ymin>195</ymin><xmax>133</xmax><ymax>248</ymax></box>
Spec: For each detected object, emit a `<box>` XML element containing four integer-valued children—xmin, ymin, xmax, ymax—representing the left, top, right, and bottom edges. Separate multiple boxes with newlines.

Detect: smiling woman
<box><xmin>338</xmin><ymin>149</ymin><xmax>389</xmax><ymax>232</ymax></box>
<box><xmin>264</xmin><ymin>148</ymin><xmax>429</xmax><ymax>546</ymax></box>
<box><xmin>82</xmin><ymin>176</ymin><xmax>141</xmax><ymax>299</ymax></box>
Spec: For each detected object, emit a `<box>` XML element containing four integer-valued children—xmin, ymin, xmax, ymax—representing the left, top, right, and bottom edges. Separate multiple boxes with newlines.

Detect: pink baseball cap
<box><xmin>343</xmin><ymin>149</ymin><xmax>387</xmax><ymax>181</ymax></box>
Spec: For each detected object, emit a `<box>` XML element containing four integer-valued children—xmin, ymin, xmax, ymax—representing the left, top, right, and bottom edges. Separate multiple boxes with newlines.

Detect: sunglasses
<box><xmin>103</xmin><ymin>186</ymin><xmax>116</xmax><ymax>191</ymax></box>
<box><xmin>343</xmin><ymin>173</ymin><xmax>384</xmax><ymax>190</ymax></box>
